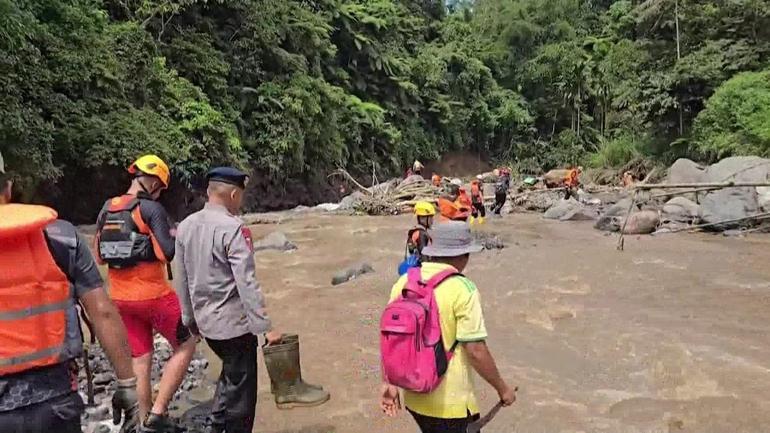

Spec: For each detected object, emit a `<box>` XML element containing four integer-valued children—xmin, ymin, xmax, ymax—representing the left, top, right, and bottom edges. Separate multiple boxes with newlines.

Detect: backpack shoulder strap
<box><xmin>107</xmin><ymin>195</ymin><xmax>140</xmax><ymax>212</ymax></box>
<box><xmin>424</xmin><ymin>269</ymin><xmax>463</xmax><ymax>291</ymax></box>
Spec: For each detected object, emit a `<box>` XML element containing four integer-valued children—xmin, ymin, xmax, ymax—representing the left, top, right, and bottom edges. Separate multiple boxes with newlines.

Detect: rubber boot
<box><xmin>479</xmin><ymin>216</ymin><xmax>485</xmax><ymax>224</ymax></box>
<box><xmin>469</xmin><ymin>216</ymin><xmax>476</xmax><ymax>225</ymax></box>
<box><xmin>263</xmin><ymin>337</ymin><xmax>330</xmax><ymax>409</ymax></box>
<box><xmin>140</xmin><ymin>413</ymin><xmax>179</xmax><ymax>433</ymax></box>
<box><xmin>268</xmin><ymin>334</ymin><xmax>324</xmax><ymax>394</ymax></box>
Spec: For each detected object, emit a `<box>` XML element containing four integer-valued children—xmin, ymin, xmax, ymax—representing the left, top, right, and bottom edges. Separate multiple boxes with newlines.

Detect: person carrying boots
<box><xmin>95</xmin><ymin>154</ymin><xmax>197</xmax><ymax>432</ymax></box>
<box><xmin>176</xmin><ymin>167</ymin><xmax>327</xmax><ymax>431</ymax></box>
<box><xmin>0</xmin><ymin>152</ymin><xmax>140</xmax><ymax>433</ymax></box>
<box><xmin>469</xmin><ymin>176</ymin><xmax>486</xmax><ymax>224</ymax></box>
<box><xmin>380</xmin><ymin>222</ymin><xmax>517</xmax><ymax>433</ymax></box>
<box><xmin>263</xmin><ymin>334</ymin><xmax>329</xmax><ymax>409</ymax></box>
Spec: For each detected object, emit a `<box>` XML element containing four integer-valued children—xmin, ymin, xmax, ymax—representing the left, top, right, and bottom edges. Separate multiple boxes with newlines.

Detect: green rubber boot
<box><xmin>263</xmin><ymin>335</ymin><xmax>330</xmax><ymax>409</ymax></box>
<box><xmin>268</xmin><ymin>334</ymin><xmax>324</xmax><ymax>394</ymax></box>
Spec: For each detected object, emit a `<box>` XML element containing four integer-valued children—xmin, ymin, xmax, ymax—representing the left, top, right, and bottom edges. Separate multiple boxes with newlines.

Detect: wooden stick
<box><xmin>330</xmin><ymin>169</ymin><xmax>372</xmax><ymax>194</ymax></box>
<box><xmin>649</xmin><ymin>186</ymin><xmax>724</xmax><ymax>198</ymax></box>
<box><xmin>616</xmin><ymin>189</ymin><xmax>639</xmax><ymax>251</ymax></box>
<box><xmin>635</xmin><ymin>181</ymin><xmax>770</xmax><ymax>190</ymax></box>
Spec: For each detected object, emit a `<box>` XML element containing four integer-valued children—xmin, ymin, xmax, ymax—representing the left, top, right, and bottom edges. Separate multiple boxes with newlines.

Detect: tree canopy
<box><xmin>1</xmin><ymin>0</ymin><xmax>769</xmax><ymax>215</ymax></box>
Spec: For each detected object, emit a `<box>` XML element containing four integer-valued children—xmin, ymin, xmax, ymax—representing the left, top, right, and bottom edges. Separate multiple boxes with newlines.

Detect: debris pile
<box><xmin>80</xmin><ymin>337</ymin><xmax>210</xmax><ymax>433</ymax></box>
<box><xmin>333</xmin><ymin>169</ymin><xmax>439</xmax><ymax>215</ymax></box>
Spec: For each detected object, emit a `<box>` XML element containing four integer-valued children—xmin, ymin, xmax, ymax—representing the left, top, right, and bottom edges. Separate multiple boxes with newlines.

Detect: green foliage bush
<box><xmin>692</xmin><ymin>69</ymin><xmax>770</xmax><ymax>161</ymax></box>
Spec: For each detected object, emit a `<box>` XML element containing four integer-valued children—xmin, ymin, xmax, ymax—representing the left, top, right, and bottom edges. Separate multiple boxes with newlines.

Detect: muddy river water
<box><xmin>191</xmin><ymin>212</ymin><xmax>770</xmax><ymax>433</ymax></box>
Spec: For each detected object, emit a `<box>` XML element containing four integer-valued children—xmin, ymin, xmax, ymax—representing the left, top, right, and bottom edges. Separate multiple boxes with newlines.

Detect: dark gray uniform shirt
<box><xmin>175</xmin><ymin>203</ymin><xmax>271</xmax><ymax>340</ymax></box>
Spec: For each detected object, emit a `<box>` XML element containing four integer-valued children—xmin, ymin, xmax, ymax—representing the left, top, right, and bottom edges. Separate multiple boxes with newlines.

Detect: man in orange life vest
<box><xmin>469</xmin><ymin>176</ymin><xmax>486</xmax><ymax>224</ymax></box>
<box><xmin>563</xmin><ymin>166</ymin><xmax>582</xmax><ymax>200</ymax></box>
<box><xmin>437</xmin><ymin>182</ymin><xmax>470</xmax><ymax>222</ymax></box>
<box><xmin>0</xmin><ymin>152</ymin><xmax>139</xmax><ymax>433</ymax></box>
<box><xmin>95</xmin><ymin>155</ymin><xmax>196</xmax><ymax>432</ymax></box>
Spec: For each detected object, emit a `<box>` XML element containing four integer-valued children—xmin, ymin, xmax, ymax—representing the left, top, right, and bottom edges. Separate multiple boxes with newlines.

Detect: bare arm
<box><xmin>465</xmin><ymin>341</ymin><xmax>516</xmax><ymax>405</ymax></box>
<box><xmin>80</xmin><ymin>289</ymin><xmax>134</xmax><ymax>380</ymax></box>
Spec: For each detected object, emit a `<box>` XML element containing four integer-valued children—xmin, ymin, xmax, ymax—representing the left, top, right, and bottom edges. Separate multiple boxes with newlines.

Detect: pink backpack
<box><xmin>380</xmin><ymin>267</ymin><xmax>460</xmax><ymax>393</ymax></box>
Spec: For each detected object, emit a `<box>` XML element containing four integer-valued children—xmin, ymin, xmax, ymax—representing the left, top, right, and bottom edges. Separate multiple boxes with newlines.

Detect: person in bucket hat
<box><xmin>381</xmin><ymin>221</ymin><xmax>517</xmax><ymax>433</ymax></box>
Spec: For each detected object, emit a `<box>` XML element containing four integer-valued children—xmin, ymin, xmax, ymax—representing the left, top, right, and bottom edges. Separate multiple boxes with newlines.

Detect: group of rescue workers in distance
<box><xmin>0</xmin><ymin>152</ymin><xmax>581</xmax><ymax>433</ymax></box>
<box><xmin>403</xmin><ymin>159</ymin><xmax>582</xmax><ymax>263</ymax></box>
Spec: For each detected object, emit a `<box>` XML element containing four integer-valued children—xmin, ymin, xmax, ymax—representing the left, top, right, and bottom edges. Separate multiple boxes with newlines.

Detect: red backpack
<box><xmin>380</xmin><ymin>267</ymin><xmax>459</xmax><ymax>393</ymax></box>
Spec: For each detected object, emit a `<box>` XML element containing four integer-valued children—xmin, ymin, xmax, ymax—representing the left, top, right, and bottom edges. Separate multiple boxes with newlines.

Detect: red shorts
<box><xmin>114</xmin><ymin>291</ymin><xmax>189</xmax><ymax>357</ymax></box>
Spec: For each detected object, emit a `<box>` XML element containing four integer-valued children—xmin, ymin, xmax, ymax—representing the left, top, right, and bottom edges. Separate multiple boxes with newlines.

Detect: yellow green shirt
<box><xmin>388</xmin><ymin>262</ymin><xmax>488</xmax><ymax>419</ymax></box>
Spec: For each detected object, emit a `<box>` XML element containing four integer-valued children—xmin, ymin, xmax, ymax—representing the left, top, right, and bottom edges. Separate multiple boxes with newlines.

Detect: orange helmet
<box><xmin>128</xmin><ymin>155</ymin><xmax>170</xmax><ymax>188</ymax></box>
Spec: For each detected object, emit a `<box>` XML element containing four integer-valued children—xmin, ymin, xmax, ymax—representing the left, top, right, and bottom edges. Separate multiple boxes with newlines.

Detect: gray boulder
<box><xmin>666</xmin><ymin>158</ymin><xmax>707</xmax><ymax>201</ymax></box>
<box><xmin>663</xmin><ymin>197</ymin><xmax>700</xmax><ymax>223</ymax></box>
<box><xmin>603</xmin><ymin>198</ymin><xmax>634</xmax><ymax>218</ymax></box>
<box><xmin>544</xmin><ymin>199</ymin><xmax>581</xmax><ymax>220</ymax></box>
<box><xmin>594</xmin><ymin>215</ymin><xmax>621</xmax><ymax>232</ymax></box>
<box><xmin>703</xmin><ymin>156</ymin><xmax>770</xmax><ymax>183</ymax></box>
<box><xmin>698</xmin><ymin>157</ymin><xmax>770</xmax><ymax>229</ymax></box>
<box><xmin>253</xmin><ymin>232</ymin><xmax>297</xmax><ymax>252</ymax></box>
<box><xmin>339</xmin><ymin>191</ymin><xmax>365</xmax><ymax>210</ymax></box>
<box><xmin>332</xmin><ymin>262</ymin><xmax>375</xmax><ymax>285</ymax></box>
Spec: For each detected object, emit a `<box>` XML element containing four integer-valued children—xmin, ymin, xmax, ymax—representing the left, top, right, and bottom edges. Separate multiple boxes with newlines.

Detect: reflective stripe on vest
<box><xmin>0</xmin><ymin>204</ymin><xmax>70</xmax><ymax>376</ymax></box>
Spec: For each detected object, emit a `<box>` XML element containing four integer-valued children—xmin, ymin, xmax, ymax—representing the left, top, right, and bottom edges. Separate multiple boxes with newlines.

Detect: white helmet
<box><xmin>451</xmin><ymin>178</ymin><xmax>463</xmax><ymax>186</ymax></box>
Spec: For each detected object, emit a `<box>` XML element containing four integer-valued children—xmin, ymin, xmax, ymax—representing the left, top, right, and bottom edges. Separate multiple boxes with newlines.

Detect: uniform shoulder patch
<box><xmin>455</xmin><ymin>276</ymin><xmax>477</xmax><ymax>293</ymax></box>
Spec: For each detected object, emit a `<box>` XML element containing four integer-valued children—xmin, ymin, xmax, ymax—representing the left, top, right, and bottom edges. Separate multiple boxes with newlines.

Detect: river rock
<box><xmin>622</xmin><ymin>210</ymin><xmax>660</xmax><ymax>234</ymax></box>
<box><xmin>331</xmin><ymin>262</ymin><xmax>375</xmax><ymax>285</ymax></box>
<box><xmin>473</xmin><ymin>231</ymin><xmax>505</xmax><ymax>250</ymax></box>
<box><xmin>253</xmin><ymin>231</ymin><xmax>297</xmax><ymax>252</ymax></box>
<box><xmin>314</xmin><ymin>203</ymin><xmax>341</xmax><ymax>212</ymax></box>
<box><xmin>698</xmin><ymin>157</ymin><xmax>770</xmax><ymax>229</ymax></box>
<box><xmin>544</xmin><ymin>199</ymin><xmax>598</xmax><ymax>221</ymax></box>
<box><xmin>339</xmin><ymin>191</ymin><xmax>365</xmax><ymax>210</ymax></box>
<box><xmin>663</xmin><ymin>197</ymin><xmax>700</xmax><ymax>223</ymax></box>
<box><xmin>594</xmin><ymin>215</ymin><xmax>621</xmax><ymax>232</ymax></box>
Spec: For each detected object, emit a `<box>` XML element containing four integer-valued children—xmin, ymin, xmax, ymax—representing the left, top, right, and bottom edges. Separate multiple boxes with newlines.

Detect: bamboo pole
<box><xmin>634</xmin><ymin>181</ymin><xmax>770</xmax><ymax>190</ymax></box>
<box><xmin>659</xmin><ymin>212</ymin><xmax>770</xmax><ymax>234</ymax></box>
<box><xmin>616</xmin><ymin>189</ymin><xmax>639</xmax><ymax>251</ymax></box>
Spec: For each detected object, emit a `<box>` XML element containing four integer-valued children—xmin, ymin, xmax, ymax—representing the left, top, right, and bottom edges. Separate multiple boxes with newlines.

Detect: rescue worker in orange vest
<box><xmin>0</xmin><ymin>152</ymin><xmax>139</xmax><ymax>433</ymax></box>
<box><xmin>406</xmin><ymin>201</ymin><xmax>435</xmax><ymax>261</ymax></box>
<box><xmin>437</xmin><ymin>182</ymin><xmax>470</xmax><ymax>222</ymax></box>
<box><xmin>564</xmin><ymin>166</ymin><xmax>582</xmax><ymax>200</ymax></box>
<box><xmin>469</xmin><ymin>175</ymin><xmax>486</xmax><ymax>224</ymax></box>
<box><xmin>95</xmin><ymin>155</ymin><xmax>197</xmax><ymax>432</ymax></box>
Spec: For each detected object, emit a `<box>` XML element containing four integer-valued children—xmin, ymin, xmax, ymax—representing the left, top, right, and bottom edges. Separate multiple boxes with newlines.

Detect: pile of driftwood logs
<box><xmin>333</xmin><ymin>169</ymin><xmax>440</xmax><ymax>215</ymax></box>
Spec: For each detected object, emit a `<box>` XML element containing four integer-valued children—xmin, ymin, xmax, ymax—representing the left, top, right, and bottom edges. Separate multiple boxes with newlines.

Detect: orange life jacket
<box><xmin>458</xmin><ymin>189</ymin><xmax>472</xmax><ymax>209</ymax></box>
<box><xmin>438</xmin><ymin>197</ymin><xmax>469</xmax><ymax>222</ymax></box>
<box><xmin>406</xmin><ymin>226</ymin><xmax>429</xmax><ymax>257</ymax></box>
<box><xmin>99</xmin><ymin>195</ymin><xmax>171</xmax><ymax>302</ymax></box>
<box><xmin>0</xmin><ymin>204</ymin><xmax>70</xmax><ymax>376</ymax></box>
<box><xmin>470</xmin><ymin>181</ymin><xmax>483</xmax><ymax>201</ymax></box>
<box><xmin>565</xmin><ymin>169</ymin><xmax>579</xmax><ymax>188</ymax></box>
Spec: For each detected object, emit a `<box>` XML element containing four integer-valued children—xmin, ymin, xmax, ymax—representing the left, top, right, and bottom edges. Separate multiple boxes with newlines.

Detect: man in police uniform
<box><xmin>175</xmin><ymin>167</ymin><xmax>282</xmax><ymax>433</ymax></box>
<box><xmin>0</xmin><ymin>152</ymin><xmax>140</xmax><ymax>433</ymax></box>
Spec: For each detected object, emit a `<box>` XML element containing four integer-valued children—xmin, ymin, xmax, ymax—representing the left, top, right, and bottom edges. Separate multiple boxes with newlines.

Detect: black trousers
<box><xmin>408</xmin><ymin>408</ymin><xmax>481</xmax><ymax>433</ymax></box>
<box><xmin>206</xmin><ymin>333</ymin><xmax>258</xmax><ymax>433</ymax></box>
<box><xmin>471</xmin><ymin>201</ymin><xmax>486</xmax><ymax>218</ymax></box>
<box><xmin>492</xmin><ymin>192</ymin><xmax>507</xmax><ymax>214</ymax></box>
<box><xmin>0</xmin><ymin>392</ymin><xmax>83</xmax><ymax>433</ymax></box>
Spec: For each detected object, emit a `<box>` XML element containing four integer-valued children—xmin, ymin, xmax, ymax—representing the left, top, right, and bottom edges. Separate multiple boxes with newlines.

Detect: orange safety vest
<box><xmin>0</xmin><ymin>204</ymin><xmax>70</xmax><ymax>376</ymax></box>
<box><xmin>470</xmin><ymin>181</ymin><xmax>483</xmax><ymax>201</ymax></box>
<box><xmin>565</xmin><ymin>169</ymin><xmax>579</xmax><ymax>188</ymax></box>
<box><xmin>458</xmin><ymin>188</ymin><xmax>472</xmax><ymax>209</ymax></box>
<box><xmin>438</xmin><ymin>197</ymin><xmax>469</xmax><ymax>222</ymax></box>
<box><xmin>100</xmin><ymin>195</ymin><xmax>171</xmax><ymax>302</ymax></box>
